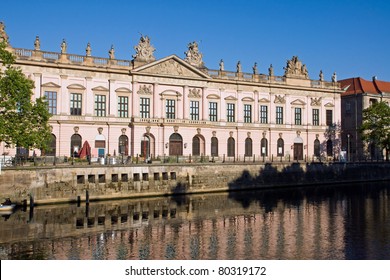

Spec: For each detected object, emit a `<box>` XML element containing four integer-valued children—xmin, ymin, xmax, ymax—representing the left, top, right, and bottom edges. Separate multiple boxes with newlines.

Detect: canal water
<box><xmin>0</xmin><ymin>182</ymin><xmax>389</xmax><ymax>260</ymax></box>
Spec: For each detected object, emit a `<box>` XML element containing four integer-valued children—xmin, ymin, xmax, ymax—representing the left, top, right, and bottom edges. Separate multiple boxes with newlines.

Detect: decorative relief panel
<box><xmin>188</xmin><ymin>88</ymin><xmax>201</xmax><ymax>98</ymax></box>
<box><xmin>137</xmin><ymin>84</ymin><xmax>153</xmax><ymax>95</ymax></box>
<box><xmin>310</xmin><ymin>97</ymin><xmax>322</xmax><ymax>106</ymax></box>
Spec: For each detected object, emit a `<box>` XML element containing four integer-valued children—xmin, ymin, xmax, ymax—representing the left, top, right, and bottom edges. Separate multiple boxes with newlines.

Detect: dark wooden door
<box><xmin>169</xmin><ymin>141</ymin><xmax>182</xmax><ymax>156</ymax></box>
<box><xmin>294</xmin><ymin>143</ymin><xmax>303</xmax><ymax>160</ymax></box>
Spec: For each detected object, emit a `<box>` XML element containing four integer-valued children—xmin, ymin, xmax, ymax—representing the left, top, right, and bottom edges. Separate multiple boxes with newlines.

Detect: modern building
<box><xmin>0</xmin><ymin>23</ymin><xmax>343</xmax><ymax>162</ymax></box>
<box><xmin>339</xmin><ymin>77</ymin><xmax>390</xmax><ymax>160</ymax></box>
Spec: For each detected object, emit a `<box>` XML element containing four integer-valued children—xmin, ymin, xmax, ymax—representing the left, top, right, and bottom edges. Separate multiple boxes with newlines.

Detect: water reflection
<box><xmin>0</xmin><ymin>182</ymin><xmax>389</xmax><ymax>260</ymax></box>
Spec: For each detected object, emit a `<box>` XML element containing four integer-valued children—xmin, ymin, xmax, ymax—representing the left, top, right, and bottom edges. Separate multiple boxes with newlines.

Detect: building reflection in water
<box><xmin>0</xmin><ymin>182</ymin><xmax>389</xmax><ymax>260</ymax></box>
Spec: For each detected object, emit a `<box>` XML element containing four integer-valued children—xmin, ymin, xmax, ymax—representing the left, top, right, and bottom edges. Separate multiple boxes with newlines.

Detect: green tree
<box><xmin>0</xmin><ymin>41</ymin><xmax>52</xmax><ymax>152</ymax></box>
<box><xmin>360</xmin><ymin>101</ymin><xmax>390</xmax><ymax>160</ymax></box>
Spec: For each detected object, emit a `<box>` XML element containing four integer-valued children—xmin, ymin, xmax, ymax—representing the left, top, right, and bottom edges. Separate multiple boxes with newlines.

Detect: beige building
<box><xmin>0</xmin><ymin>23</ymin><xmax>343</xmax><ymax>162</ymax></box>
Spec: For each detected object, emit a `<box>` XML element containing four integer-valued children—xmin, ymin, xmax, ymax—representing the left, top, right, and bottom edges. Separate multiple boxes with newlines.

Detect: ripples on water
<box><xmin>0</xmin><ymin>182</ymin><xmax>389</xmax><ymax>260</ymax></box>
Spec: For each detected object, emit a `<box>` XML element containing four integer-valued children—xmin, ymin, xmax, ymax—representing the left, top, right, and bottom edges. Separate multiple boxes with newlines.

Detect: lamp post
<box><xmin>347</xmin><ymin>133</ymin><xmax>351</xmax><ymax>162</ymax></box>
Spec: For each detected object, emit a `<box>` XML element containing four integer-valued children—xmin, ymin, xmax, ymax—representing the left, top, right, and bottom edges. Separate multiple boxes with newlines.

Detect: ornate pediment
<box><xmin>291</xmin><ymin>99</ymin><xmax>306</xmax><ymax>106</ymax></box>
<box><xmin>133</xmin><ymin>55</ymin><xmax>210</xmax><ymax>79</ymax></box>
<box><xmin>284</xmin><ymin>56</ymin><xmax>309</xmax><ymax>79</ymax></box>
<box><xmin>310</xmin><ymin>97</ymin><xmax>322</xmax><ymax>106</ymax></box>
<box><xmin>206</xmin><ymin>94</ymin><xmax>220</xmax><ymax>99</ymax></box>
<box><xmin>133</xmin><ymin>35</ymin><xmax>155</xmax><ymax>63</ymax></box>
<box><xmin>224</xmin><ymin>95</ymin><xmax>238</xmax><ymax>101</ymax></box>
<box><xmin>92</xmin><ymin>86</ymin><xmax>109</xmax><ymax>92</ymax></box>
<box><xmin>188</xmin><ymin>88</ymin><xmax>201</xmax><ymax>98</ymax></box>
<box><xmin>324</xmin><ymin>102</ymin><xmax>334</xmax><ymax>107</ymax></box>
<box><xmin>274</xmin><ymin>95</ymin><xmax>286</xmax><ymax>104</ymax></box>
<box><xmin>241</xmin><ymin>97</ymin><xmax>254</xmax><ymax>102</ymax></box>
<box><xmin>258</xmin><ymin>97</ymin><xmax>270</xmax><ymax>103</ymax></box>
<box><xmin>67</xmin><ymin>83</ymin><xmax>86</xmax><ymax>90</ymax></box>
<box><xmin>115</xmin><ymin>87</ymin><xmax>132</xmax><ymax>93</ymax></box>
<box><xmin>41</xmin><ymin>82</ymin><xmax>61</xmax><ymax>88</ymax></box>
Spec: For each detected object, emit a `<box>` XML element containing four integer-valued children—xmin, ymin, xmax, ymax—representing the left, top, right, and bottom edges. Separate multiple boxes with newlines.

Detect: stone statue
<box><xmin>332</xmin><ymin>72</ymin><xmax>337</xmax><ymax>82</ymax></box>
<box><xmin>219</xmin><ymin>59</ymin><xmax>224</xmax><ymax>71</ymax></box>
<box><xmin>301</xmin><ymin>64</ymin><xmax>308</xmax><ymax>78</ymax></box>
<box><xmin>133</xmin><ymin>34</ymin><xmax>156</xmax><ymax>62</ymax></box>
<box><xmin>253</xmin><ymin>62</ymin><xmax>258</xmax><ymax>75</ymax></box>
<box><xmin>109</xmin><ymin>45</ymin><xmax>115</xmax><ymax>59</ymax></box>
<box><xmin>284</xmin><ymin>56</ymin><xmax>309</xmax><ymax>79</ymax></box>
<box><xmin>319</xmin><ymin>70</ymin><xmax>324</xmax><ymax>81</ymax></box>
<box><xmin>34</xmin><ymin>36</ymin><xmax>40</xmax><ymax>50</ymax></box>
<box><xmin>61</xmin><ymin>39</ymin><xmax>67</xmax><ymax>54</ymax></box>
<box><xmin>0</xmin><ymin>21</ymin><xmax>9</xmax><ymax>44</ymax></box>
<box><xmin>236</xmin><ymin>61</ymin><xmax>242</xmax><ymax>73</ymax></box>
<box><xmin>268</xmin><ymin>64</ymin><xmax>274</xmax><ymax>76</ymax></box>
<box><xmin>185</xmin><ymin>41</ymin><xmax>204</xmax><ymax>68</ymax></box>
<box><xmin>86</xmin><ymin>42</ymin><xmax>92</xmax><ymax>56</ymax></box>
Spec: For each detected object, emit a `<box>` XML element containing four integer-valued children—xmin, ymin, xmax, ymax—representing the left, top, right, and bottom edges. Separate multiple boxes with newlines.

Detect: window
<box><xmin>277</xmin><ymin>138</ymin><xmax>284</xmax><ymax>157</ymax></box>
<box><xmin>295</xmin><ymin>108</ymin><xmax>302</xmax><ymax>125</ymax></box>
<box><xmin>95</xmin><ymin>95</ymin><xmax>106</xmax><ymax>117</ymax></box>
<box><xmin>190</xmin><ymin>101</ymin><xmax>199</xmax><ymax>120</ymax></box>
<box><xmin>70</xmin><ymin>93</ymin><xmax>82</xmax><ymax>116</ymax></box>
<box><xmin>118</xmin><ymin>96</ymin><xmax>129</xmax><ymax>118</ymax></box>
<box><xmin>211</xmin><ymin>137</ymin><xmax>218</xmax><ymax>157</ymax></box>
<box><xmin>261</xmin><ymin>138</ymin><xmax>268</xmax><ymax>156</ymax></box>
<box><xmin>326</xmin><ymin>110</ymin><xmax>333</xmax><ymax>126</ymax></box>
<box><xmin>166</xmin><ymin>99</ymin><xmax>175</xmax><ymax>119</ymax></box>
<box><xmin>44</xmin><ymin>91</ymin><xmax>57</xmax><ymax>115</ymax></box>
<box><xmin>260</xmin><ymin>105</ymin><xmax>268</xmax><ymax>124</ymax></box>
<box><xmin>313</xmin><ymin>109</ymin><xmax>319</xmax><ymax>126</ymax></box>
<box><xmin>227</xmin><ymin>103</ymin><xmax>235</xmax><ymax>122</ymax></box>
<box><xmin>227</xmin><ymin>137</ymin><xmax>235</xmax><ymax>157</ymax></box>
<box><xmin>276</xmin><ymin>106</ymin><xmax>283</xmax><ymax>124</ymax></box>
<box><xmin>140</xmin><ymin>97</ymin><xmax>150</xmax><ymax>118</ymax></box>
<box><xmin>314</xmin><ymin>139</ymin><xmax>320</xmax><ymax>157</ymax></box>
<box><xmin>244</xmin><ymin>104</ymin><xmax>252</xmax><ymax>123</ymax></box>
<box><xmin>245</xmin><ymin>138</ymin><xmax>252</xmax><ymax>156</ymax></box>
<box><xmin>209</xmin><ymin>102</ymin><xmax>218</xmax><ymax>122</ymax></box>
<box><xmin>118</xmin><ymin>135</ymin><xmax>129</xmax><ymax>155</ymax></box>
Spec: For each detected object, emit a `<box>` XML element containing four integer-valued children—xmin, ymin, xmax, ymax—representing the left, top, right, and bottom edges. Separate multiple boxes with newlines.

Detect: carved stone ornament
<box><xmin>197</xmin><ymin>128</ymin><xmax>201</xmax><ymax>135</ymax></box>
<box><xmin>34</xmin><ymin>36</ymin><xmax>40</xmax><ymax>51</ymax></box>
<box><xmin>49</xmin><ymin>125</ymin><xmax>53</xmax><ymax>132</ymax></box>
<box><xmin>61</xmin><ymin>39</ymin><xmax>67</xmax><ymax>54</ymax></box>
<box><xmin>146</xmin><ymin>126</ymin><xmax>151</xmax><ymax>134</ymax></box>
<box><xmin>188</xmin><ymin>88</ymin><xmax>201</xmax><ymax>98</ymax></box>
<box><xmin>137</xmin><ymin>85</ymin><xmax>153</xmax><ymax>95</ymax></box>
<box><xmin>174</xmin><ymin>125</ymin><xmax>179</xmax><ymax>133</ymax></box>
<box><xmin>296</xmin><ymin>130</ymin><xmax>301</xmax><ymax>136</ymax></box>
<box><xmin>184</xmin><ymin>41</ymin><xmax>204</xmax><ymax>68</ymax></box>
<box><xmin>0</xmin><ymin>22</ymin><xmax>9</xmax><ymax>45</ymax></box>
<box><xmin>98</xmin><ymin>127</ymin><xmax>103</xmax><ymax>134</ymax></box>
<box><xmin>274</xmin><ymin>95</ymin><xmax>286</xmax><ymax>104</ymax></box>
<box><xmin>121</xmin><ymin>128</ymin><xmax>127</xmax><ymax>135</ymax></box>
<box><xmin>86</xmin><ymin>42</ymin><xmax>92</xmax><ymax>56</ymax></box>
<box><xmin>229</xmin><ymin>131</ymin><xmax>234</xmax><ymax>137</ymax></box>
<box><xmin>262</xmin><ymin>131</ymin><xmax>267</xmax><ymax>138</ymax></box>
<box><xmin>212</xmin><ymin>131</ymin><xmax>216</xmax><ymax>137</ymax></box>
<box><xmin>74</xmin><ymin>126</ymin><xmax>79</xmax><ymax>134</ymax></box>
<box><xmin>284</xmin><ymin>56</ymin><xmax>309</xmax><ymax>79</ymax></box>
<box><xmin>311</xmin><ymin>97</ymin><xmax>322</xmax><ymax>106</ymax></box>
<box><xmin>133</xmin><ymin>35</ymin><xmax>156</xmax><ymax>62</ymax></box>
<box><xmin>247</xmin><ymin>132</ymin><xmax>251</xmax><ymax>138</ymax></box>
<box><xmin>279</xmin><ymin>133</ymin><xmax>283</xmax><ymax>138</ymax></box>
<box><xmin>316</xmin><ymin>134</ymin><xmax>319</xmax><ymax>139</ymax></box>
<box><xmin>109</xmin><ymin>45</ymin><xmax>115</xmax><ymax>60</ymax></box>
<box><xmin>143</xmin><ymin>59</ymin><xmax>201</xmax><ymax>77</ymax></box>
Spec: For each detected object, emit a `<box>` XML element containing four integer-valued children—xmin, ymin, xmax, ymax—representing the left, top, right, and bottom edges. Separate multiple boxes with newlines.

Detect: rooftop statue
<box><xmin>86</xmin><ymin>42</ymin><xmax>92</xmax><ymax>56</ymax></box>
<box><xmin>253</xmin><ymin>62</ymin><xmax>258</xmax><ymax>75</ymax></box>
<box><xmin>133</xmin><ymin>35</ymin><xmax>155</xmax><ymax>62</ymax></box>
<box><xmin>284</xmin><ymin>56</ymin><xmax>309</xmax><ymax>79</ymax></box>
<box><xmin>219</xmin><ymin>59</ymin><xmax>224</xmax><ymax>71</ymax></box>
<box><xmin>34</xmin><ymin>36</ymin><xmax>40</xmax><ymax>51</ymax></box>
<box><xmin>185</xmin><ymin>41</ymin><xmax>204</xmax><ymax>68</ymax></box>
<box><xmin>61</xmin><ymin>39</ymin><xmax>67</xmax><ymax>54</ymax></box>
<box><xmin>268</xmin><ymin>64</ymin><xmax>274</xmax><ymax>76</ymax></box>
<box><xmin>0</xmin><ymin>21</ymin><xmax>9</xmax><ymax>45</ymax></box>
<box><xmin>109</xmin><ymin>45</ymin><xmax>115</xmax><ymax>59</ymax></box>
<box><xmin>236</xmin><ymin>61</ymin><xmax>242</xmax><ymax>73</ymax></box>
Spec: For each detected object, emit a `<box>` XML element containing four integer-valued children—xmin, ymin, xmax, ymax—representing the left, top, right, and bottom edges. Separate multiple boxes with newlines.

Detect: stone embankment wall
<box><xmin>0</xmin><ymin>162</ymin><xmax>389</xmax><ymax>205</ymax></box>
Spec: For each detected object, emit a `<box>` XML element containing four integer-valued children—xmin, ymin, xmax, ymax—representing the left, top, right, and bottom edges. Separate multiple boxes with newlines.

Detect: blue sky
<box><xmin>2</xmin><ymin>0</ymin><xmax>390</xmax><ymax>81</ymax></box>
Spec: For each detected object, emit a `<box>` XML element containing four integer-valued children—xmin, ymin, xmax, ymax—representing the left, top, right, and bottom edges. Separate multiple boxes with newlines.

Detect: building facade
<box><xmin>339</xmin><ymin>77</ymin><xmax>390</xmax><ymax>160</ymax></box>
<box><xmin>1</xmin><ymin>24</ymin><xmax>343</xmax><ymax>162</ymax></box>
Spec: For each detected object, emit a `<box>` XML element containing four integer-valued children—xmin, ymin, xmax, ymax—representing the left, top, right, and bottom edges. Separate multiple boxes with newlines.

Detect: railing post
<box><xmin>223</xmin><ymin>154</ymin><xmax>225</xmax><ymax>163</ymax></box>
<box><xmin>253</xmin><ymin>154</ymin><xmax>255</xmax><ymax>163</ymax></box>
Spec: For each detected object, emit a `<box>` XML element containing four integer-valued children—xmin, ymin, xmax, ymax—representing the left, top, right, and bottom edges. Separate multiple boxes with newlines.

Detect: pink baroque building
<box><xmin>0</xmin><ymin>24</ymin><xmax>343</xmax><ymax>161</ymax></box>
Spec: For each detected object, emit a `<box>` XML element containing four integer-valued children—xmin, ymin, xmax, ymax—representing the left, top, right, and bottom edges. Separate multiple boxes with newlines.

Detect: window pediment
<box><xmin>241</xmin><ymin>97</ymin><xmax>254</xmax><ymax>102</ymax></box>
<box><xmin>67</xmin><ymin>83</ymin><xmax>86</xmax><ymax>90</ymax></box>
<box><xmin>324</xmin><ymin>102</ymin><xmax>334</xmax><ymax>107</ymax></box>
<box><xmin>92</xmin><ymin>86</ymin><xmax>109</xmax><ymax>92</ymax></box>
<box><xmin>115</xmin><ymin>87</ymin><xmax>132</xmax><ymax>93</ymax></box>
<box><xmin>224</xmin><ymin>95</ymin><xmax>238</xmax><ymax>101</ymax></box>
<box><xmin>206</xmin><ymin>94</ymin><xmax>220</xmax><ymax>99</ymax></box>
<box><xmin>41</xmin><ymin>82</ymin><xmax>60</xmax><ymax>88</ymax></box>
<box><xmin>258</xmin><ymin>98</ymin><xmax>270</xmax><ymax>103</ymax></box>
<box><xmin>290</xmin><ymin>99</ymin><xmax>306</xmax><ymax>106</ymax></box>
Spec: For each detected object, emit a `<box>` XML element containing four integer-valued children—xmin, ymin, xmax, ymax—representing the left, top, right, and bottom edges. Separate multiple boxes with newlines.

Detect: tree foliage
<box><xmin>360</xmin><ymin>101</ymin><xmax>390</xmax><ymax>160</ymax></box>
<box><xmin>0</xmin><ymin>41</ymin><xmax>52</xmax><ymax>151</ymax></box>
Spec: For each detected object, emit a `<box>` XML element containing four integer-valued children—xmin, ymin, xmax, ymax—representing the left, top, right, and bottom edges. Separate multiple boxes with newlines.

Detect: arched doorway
<box><xmin>277</xmin><ymin>138</ymin><xmax>284</xmax><ymax>157</ymax></box>
<box><xmin>327</xmin><ymin>139</ymin><xmax>333</xmax><ymax>158</ymax></box>
<box><xmin>141</xmin><ymin>134</ymin><xmax>155</xmax><ymax>159</ymax></box>
<box><xmin>211</xmin><ymin>137</ymin><xmax>218</xmax><ymax>157</ymax></box>
<box><xmin>192</xmin><ymin>134</ymin><xmax>205</xmax><ymax>156</ymax></box>
<box><xmin>169</xmin><ymin>133</ymin><xmax>183</xmax><ymax>156</ymax></box>
<box><xmin>314</xmin><ymin>139</ymin><xmax>320</xmax><ymax>158</ymax></box>
<box><xmin>95</xmin><ymin>134</ymin><xmax>106</xmax><ymax>158</ymax></box>
<box><xmin>43</xmin><ymin>134</ymin><xmax>56</xmax><ymax>156</ymax></box>
<box><xmin>70</xmin><ymin>134</ymin><xmax>82</xmax><ymax>157</ymax></box>
<box><xmin>261</xmin><ymin>138</ymin><xmax>268</xmax><ymax>156</ymax></box>
<box><xmin>118</xmin><ymin>135</ymin><xmax>129</xmax><ymax>156</ymax></box>
<box><xmin>227</xmin><ymin>137</ymin><xmax>235</xmax><ymax>157</ymax></box>
<box><xmin>245</xmin><ymin>137</ymin><xmax>252</xmax><ymax>156</ymax></box>
<box><xmin>294</xmin><ymin>136</ymin><xmax>304</xmax><ymax>160</ymax></box>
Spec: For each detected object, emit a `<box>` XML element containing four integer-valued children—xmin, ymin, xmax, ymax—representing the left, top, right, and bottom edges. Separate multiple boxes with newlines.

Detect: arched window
<box><xmin>227</xmin><ymin>137</ymin><xmax>235</xmax><ymax>157</ymax></box>
<box><xmin>277</xmin><ymin>138</ymin><xmax>284</xmax><ymax>157</ymax></box>
<box><xmin>70</xmin><ymin>134</ymin><xmax>82</xmax><ymax>157</ymax></box>
<box><xmin>314</xmin><ymin>139</ymin><xmax>320</xmax><ymax>157</ymax></box>
<box><xmin>326</xmin><ymin>139</ymin><xmax>333</xmax><ymax>157</ymax></box>
<box><xmin>42</xmin><ymin>134</ymin><xmax>57</xmax><ymax>156</ymax></box>
<box><xmin>169</xmin><ymin>133</ymin><xmax>183</xmax><ymax>156</ymax></box>
<box><xmin>245</xmin><ymin>137</ymin><xmax>252</xmax><ymax>156</ymax></box>
<box><xmin>119</xmin><ymin>135</ymin><xmax>129</xmax><ymax>156</ymax></box>
<box><xmin>211</xmin><ymin>137</ymin><xmax>218</xmax><ymax>157</ymax></box>
<box><xmin>261</xmin><ymin>138</ymin><xmax>268</xmax><ymax>156</ymax></box>
<box><xmin>192</xmin><ymin>136</ymin><xmax>200</xmax><ymax>156</ymax></box>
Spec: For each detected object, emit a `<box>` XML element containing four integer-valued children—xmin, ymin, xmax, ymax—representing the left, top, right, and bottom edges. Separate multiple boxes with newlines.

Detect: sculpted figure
<box><xmin>319</xmin><ymin>70</ymin><xmax>324</xmax><ymax>81</ymax></box>
<box><xmin>0</xmin><ymin>21</ymin><xmax>9</xmax><ymax>44</ymax></box>
<box><xmin>109</xmin><ymin>45</ymin><xmax>115</xmax><ymax>59</ymax></box>
<box><xmin>86</xmin><ymin>42</ymin><xmax>92</xmax><ymax>56</ymax></box>
<box><xmin>133</xmin><ymin>35</ymin><xmax>155</xmax><ymax>62</ymax></box>
<box><xmin>219</xmin><ymin>59</ymin><xmax>224</xmax><ymax>71</ymax></box>
<box><xmin>332</xmin><ymin>72</ymin><xmax>337</xmax><ymax>82</ymax></box>
<box><xmin>253</xmin><ymin>62</ymin><xmax>258</xmax><ymax>74</ymax></box>
<box><xmin>236</xmin><ymin>61</ymin><xmax>242</xmax><ymax>73</ymax></box>
<box><xmin>268</xmin><ymin>64</ymin><xmax>274</xmax><ymax>76</ymax></box>
<box><xmin>61</xmin><ymin>39</ymin><xmax>67</xmax><ymax>54</ymax></box>
<box><xmin>34</xmin><ymin>36</ymin><xmax>40</xmax><ymax>50</ymax></box>
<box><xmin>185</xmin><ymin>41</ymin><xmax>204</xmax><ymax>67</ymax></box>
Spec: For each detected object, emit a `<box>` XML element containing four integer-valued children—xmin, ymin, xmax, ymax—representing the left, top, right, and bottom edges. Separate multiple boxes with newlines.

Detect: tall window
<box><xmin>260</xmin><ymin>105</ymin><xmax>268</xmax><ymax>124</ymax></box>
<box><xmin>244</xmin><ymin>104</ymin><xmax>252</xmax><ymax>123</ymax></box>
<box><xmin>166</xmin><ymin>99</ymin><xmax>175</xmax><ymax>119</ymax></box>
<box><xmin>314</xmin><ymin>139</ymin><xmax>320</xmax><ymax>158</ymax></box>
<box><xmin>209</xmin><ymin>102</ymin><xmax>218</xmax><ymax>122</ymax></box>
<box><xmin>227</xmin><ymin>137</ymin><xmax>235</xmax><ymax>157</ymax></box>
<box><xmin>44</xmin><ymin>91</ymin><xmax>57</xmax><ymax>115</ymax></box>
<box><xmin>118</xmin><ymin>96</ymin><xmax>129</xmax><ymax>118</ymax></box>
<box><xmin>190</xmin><ymin>101</ymin><xmax>199</xmax><ymax>120</ymax></box>
<box><xmin>326</xmin><ymin>110</ymin><xmax>333</xmax><ymax>126</ymax></box>
<box><xmin>276</xmin><ymin>106</ymin><xmax>283</xmax><ymax>124</ymax></box>
<box><xmin>118</xmin><ymin>135</ymin><xmax>129</xmax><ymax>155</ymax></box>
<box><xmin>261</xmin><ymin>138</ymin><xmax>268</xmax><ymax>156</ymax></box>
<box><xmin>277</xmin><ymin>138</ymin><xmax>284</xmax><ymax>156</ymax></box>
<box><xmin>295</xmin><ymin>108</ymin><xmax>302</xmax><ymax>125</ymax></box>
<box><xmin>211</xmin><ymin>137</ymin><xmax>218</xmax><ymax>157</ymax></box>
<box><xmin>245</xmin><ymin>138</ymin><xmax>253</xmax><ymax>156</ymax></box>
<box><xmin>313</xmin><ymin>109</ymin><xmax>319</xmax><ymax>126</ymax></box>
<box><xmin>227</xmin><ymin>103</ymin><xmax>235</xmax><ymax>122</ymax></box>
<box><xmin>95</xmin><ymin>95</ymin><xmax>106</xmax><ymax>117</ymax></box>
<box><xmin>140</xmin><ymin>97</ymin><xmax>150</xmax><ymax>118</ymax></box>
<box><xmin>70</xmin><ymin>93</ymin><xmax>82</xmax><ymax>116</ymax></box>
